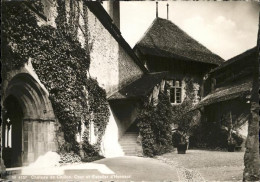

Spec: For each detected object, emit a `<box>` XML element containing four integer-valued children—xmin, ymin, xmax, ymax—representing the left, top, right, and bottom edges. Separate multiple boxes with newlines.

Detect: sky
<box><xmin>103</xmin><ymin>1</ymin><xmax>259</xmax><ymax>60</ymax></box>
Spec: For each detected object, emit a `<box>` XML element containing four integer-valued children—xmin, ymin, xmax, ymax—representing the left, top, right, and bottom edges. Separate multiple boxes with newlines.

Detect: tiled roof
<box><xmin>193</xmin><ymin>80</ymin><xmax>252</xmax><ymax>109</ymax></box>
<box><xmin>210</xmin><ymin>46</ymin><xmax>258</xmax><ymax>73</ymax></box>
<box><xmin>134</xmin><ymin>18</ymin><xmax>224</xmax><ymax>66</ymax></box>
<box><xmin>108</xmin><ymin>72</ymin><xmax>167</xmax><ymax>100</ymax></box>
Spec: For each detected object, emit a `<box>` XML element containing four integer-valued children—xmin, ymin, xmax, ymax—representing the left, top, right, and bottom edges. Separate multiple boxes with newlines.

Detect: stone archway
<box><xmin>1</xmin><ymin>73</ymin><xmax>58</xmax><ymax>167</ymax></box>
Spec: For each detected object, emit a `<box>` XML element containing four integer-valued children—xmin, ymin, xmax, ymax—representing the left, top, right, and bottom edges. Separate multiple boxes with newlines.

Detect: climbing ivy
<box><xmin>2</xmin><ymin>0</ymin><xmax>109</xmax><ymax>156</ymax></box>
<box><xmin>137</xmin><ymin>93</ymin><xmax>173</xmax><ymax>157</ymax></box>
<box><xmin>171</xmin><ymin>78</ymin><xmax>200</xmax><ymax>136</ymax></box>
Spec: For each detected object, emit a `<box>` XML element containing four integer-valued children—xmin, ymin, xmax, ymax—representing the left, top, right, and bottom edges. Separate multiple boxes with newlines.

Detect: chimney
<box><xmin>107</xmin><ymin>1</ymin><xmax>120</xmax><ymax>29</ymax></box>
<box><xmin>167</xmin><ymin>3</ymin><xmax>169</xmax><ymax>20</ymax></box>
<box><xmin>156</xmin><ymin>1</ymin><xmax>158</xmax><ymax>18</ymax></box>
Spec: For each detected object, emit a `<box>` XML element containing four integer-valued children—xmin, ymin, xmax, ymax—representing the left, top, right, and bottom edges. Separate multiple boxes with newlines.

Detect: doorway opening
<box><xmin>2</xmin><ymin>95</ymin><xmax>24</xmax><ymax>168</ymax></box>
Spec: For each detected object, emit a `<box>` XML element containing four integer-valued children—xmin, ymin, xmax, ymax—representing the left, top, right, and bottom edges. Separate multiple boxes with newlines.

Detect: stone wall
<box><xmin>109</xmin><ymin>100</ymin><xmax>140</xmax><ymax>138</ymax></box>
<box><xmin>118</xmin><ymin>46</ymin><xmax>144</xmax><ymax>91</ymax></box>
<box><xmin>87</xmin><ymin>9</ymin><xmax>143</xmax><ymax>96</ymax></box>
<box><xmin>60</xmin><ymin>0</ymin><xmax>144</xmax><ymax>98</ymax></box>
<box><xmin>23</xmin><ymin>119</ymin><xmax>57</xmax><ymax>164</ymax></box>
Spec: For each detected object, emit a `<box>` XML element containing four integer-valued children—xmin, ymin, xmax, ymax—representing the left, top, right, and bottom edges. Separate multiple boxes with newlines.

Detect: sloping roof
<box><xmin>134</xmin><ymin>18</ymin><xmax>224</xmax><ymax>66</ymax></box>
<box><xmin>108</xmin><ymin>72</ymin><xmax>167</xmax><ymax>100</ymax></box>
<box><xmin>209</xmin><ymin>46</ymin><xmax>258</xmax><ymax>74</ymax></box>
<box><xmin>193</xmin><ymin>80</ymin><xmax>252</xmax><ymax>110</ymax></box>
<box><xmin>86</xmin><ymin>2</ymin><xmax>148</xmax><ymax>73</ymax></box>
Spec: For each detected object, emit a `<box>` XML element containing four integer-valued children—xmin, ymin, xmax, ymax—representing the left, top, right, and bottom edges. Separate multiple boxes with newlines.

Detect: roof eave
<box><xmin>209</xmin><ymin>46</ymin><xmax>258</xmax><ymax>74</ymax></box>
<box><xmin>85</xmin><ymin>2</ymin><xmax>148</xmax><ymax>73</ymax></box>
<box><xmin>135</xmin><ymin>45</ymin><xmax>222</xmax><ymax>67</ymax></box>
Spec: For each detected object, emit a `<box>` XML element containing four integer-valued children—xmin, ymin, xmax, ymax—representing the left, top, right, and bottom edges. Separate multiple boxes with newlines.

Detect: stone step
<box><xmin>119</xmin><ymin>143</ymin><xmax>138</xmax><ymax>146</ymax></box>
<box><xmin>124</xmin><ymin>153</ymin><xmax>139</xmax><ymax>156</ymax></box>
<box><xmin>121</xmin><ymin>146</ymin><xmax>141</xmax><ymax>150</ymax></box>
<box><xmin>122</xmin><ymin>151</ymin><xmax>137</xmax><ymax>153</ymax></box>
<box><xmin>122</xmin><ymin>147</ymin><xmax>139</xmax><ymax>150</ymax></box>
<box><xmin>122</xmin><ymin>134</ymin><xmax>138</xmax><ymax>136</ymax></box>
<box><xmin>119</xmin><ymin>132</ymin><xmax>140</xmax><ymax>156</ymax></box>
<box><xmin>124</xmin><ymin>132</ymin><xmax>138</xmax><ymax>134</ymax></box>
<box><xmin>119</xmin><ymin>139</ymin><xmax>138</xmax><ymax>142</ymax></box>
<box><xmin>120</xmin><ymin>137</ymin><xmax>137</xmax><ymax>139</ymax></box>
<box><xmin>123</xmin><ymin>151</ymin><xmax>139</xmax><ymax>153</ymax></box>
<box><xmin>119</xmin><ymin>138</ymin><xmax>137</xmax><ymax>142</ymax></box>
<box><xmin>121</xmin><ymin>132</ymin><xmax>138</xmax><ymax>135</ymax></box>
<box><xmin>123</xmin><ymin>132</ymin><xmax>138</xmax><ymax>134</ymax></box>
<box><xmin>121</xmin><ymin>148</ymin><xmax>138</xmax><ymax>151</ymax></box>
<box><xmin>121</xmin><ymin>145</ymin><xmax>138</xmax><ymax>149</ymax></box>
<box><xmin>120</xmin><ymin>137</ymin><xmax>137</xmax><ymax>140</ymax></box>
<box><xmin>120</xmin><ymin>136</ymin><xmax>138</xmax><ymax>138</ymax></box>
<box><xmin>120</xmin><ymin>143</ymin><xmax>139</xmax><ymax>146</ymax></box>
<box><xmin>121</xmin><ymin>145</ymin><xmax>138</xmax><ymax>148</ymax></box>
<box><xmin>120</xmin><ymin>135</ymin><xmax>138</xmax><ymax>138</ymax></box>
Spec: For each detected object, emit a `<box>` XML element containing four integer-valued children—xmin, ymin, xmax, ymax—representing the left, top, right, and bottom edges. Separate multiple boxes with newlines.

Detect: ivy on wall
<box><xmin>137</xmin><ymin>93</ymin><xmax>173</xmax><ymax>157</ymax></box>
<box><xmin>171</xmin><ymin>78</ymin><xmax>200</xmax><ymax>136</ymax></box>
<box><xmin>2</xmin><ymin>0</ymin><xmax>109</xmax><ymax>156</ymax></box>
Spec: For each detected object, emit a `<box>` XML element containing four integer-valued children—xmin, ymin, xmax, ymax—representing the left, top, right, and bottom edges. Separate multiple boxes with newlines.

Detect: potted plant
<box><xmin>171</xmin><ymin>101</ymin><xmax>200</xmax><ymax>154</ymax></box>
<box><xmin>220</xmin><ymin>111</ymin><xmax>246</xmax><ymax>152</ymax></box>
<box><xmin>233</xmin><ymin>132</ymin><xmax>244</xmax><ymax>151</ymax></box>
<box><xmin>170</xmin><ymin>78</ymin><xmax>201</xmax><ymax>154</ymax></box>
<box><xmin>227</xmin><ymin>135</ymin><xmax>236</xmax><ymax>152</ymax></box>
<box><xmin>172</xmin><ymin>129</ymin><xmax>189</xmax><ymax>154</ymax></box>
<box><xmin>226</xmin><ymin>112</ymin><xmax>240</xmax><ymax>152</ymax></box>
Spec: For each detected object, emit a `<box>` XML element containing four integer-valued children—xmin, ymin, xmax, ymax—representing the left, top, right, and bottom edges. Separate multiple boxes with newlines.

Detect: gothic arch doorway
<box><xmin>2</xmin><ymin>95</ymin><xmax>23</xmax><ymax>167</ymax></box>
<box><xmin>1</xmin><ymin>73</ymin><xmax>57</xmax><ymax>167</ymax></box>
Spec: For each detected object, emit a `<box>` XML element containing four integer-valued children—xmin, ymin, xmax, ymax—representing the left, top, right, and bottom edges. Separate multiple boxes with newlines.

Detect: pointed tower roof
<box><xmin>134</xmin><ymin>18</ymin><xmax>224</xmax><ymax>66</ymax></box>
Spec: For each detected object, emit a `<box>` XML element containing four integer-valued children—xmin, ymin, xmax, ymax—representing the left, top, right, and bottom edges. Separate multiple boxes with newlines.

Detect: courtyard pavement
<box><xmin>4</xmin><ymin>156</ymin><xmax>179</xmax><ymax>181</ymax></box>
<box><xmin>2</xmin><ymin>150</ymin><xmax>244</xmax><ymax>181</ymax></box>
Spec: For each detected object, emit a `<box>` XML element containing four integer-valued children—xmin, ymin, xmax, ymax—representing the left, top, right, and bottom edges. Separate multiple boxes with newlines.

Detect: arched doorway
<box><xmin>1</xmin><ymin>73</ymin><xmax>57</xmax><ymax>167</ymax></box>
<box><xmin>2</xmin><ymin>95</ymin><xmax>23</xmax><ymax>167</ymax></box>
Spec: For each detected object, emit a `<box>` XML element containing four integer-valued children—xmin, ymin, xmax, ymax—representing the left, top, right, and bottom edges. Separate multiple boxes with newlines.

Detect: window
<box><xmin>167</xmin><ymin>80</ymin><xmax>182</xmax><ymax>104</ymax></box>
<box><xmin>5</xmin><ymin>118</ymin><xmax>12</xmax><ymax>148</ymax></box>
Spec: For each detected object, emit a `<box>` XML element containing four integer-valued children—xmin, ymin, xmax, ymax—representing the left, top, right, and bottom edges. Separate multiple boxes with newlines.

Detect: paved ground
<box><xmin>93</xmin><ymin>156</ymin><xmax>179</xmax><ymax>181</ymax></box>
<box><xmin>3</xmin><ymin>150</ymin><xmax>244</xmax><ymax>181</ymax></box>
<box><xmin>4</xmin><ymin>156</ymin><xmax>179</xmax><ymax>181</ymax></box>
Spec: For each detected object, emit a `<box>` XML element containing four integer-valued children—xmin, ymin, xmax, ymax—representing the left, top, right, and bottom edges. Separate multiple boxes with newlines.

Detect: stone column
<box><xmin>0</xmin><ymin>120</ymin><xmax>6</xmax><ymax>175</ymax></box>
<box><xmin>23</xmin><ymin>120</ymin><xmax>33</xmax><ymax>164</ymax></box>
<box><xmin>243</xmin><ymin>14</ymin><xmax>260</xmax><ymax>181</ymax></box>
<box><xmin>23</xmin><ymin>119</ymin><xmax>58</xmax><ymax>165</ymax></box>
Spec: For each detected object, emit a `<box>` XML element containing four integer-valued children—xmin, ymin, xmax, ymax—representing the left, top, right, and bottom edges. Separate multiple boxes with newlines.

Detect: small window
<box><xmin>167</xmin><ymin>80</ymin><xmax>182</xmax><ymax>104</ymax></box>
<box><xmin>170</xmin><ymin>88</ymin><xmax>175</xmax><ymax>103</ymax></box>
<box><xmin>176</xmin><ymin>88</ymin><xmax>181</xmax><ymax>103</ymax></box>
<box><xmin>5</xmin><ymin>118</ymin><xmax>12</xmax><ymax>148</ymax></box>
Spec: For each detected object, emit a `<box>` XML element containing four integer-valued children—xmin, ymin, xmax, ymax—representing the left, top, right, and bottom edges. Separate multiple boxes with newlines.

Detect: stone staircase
<box><xmin>119</xmin><ymin>132</ymin><xmax>143</xmax><ymax>156</ymax></box>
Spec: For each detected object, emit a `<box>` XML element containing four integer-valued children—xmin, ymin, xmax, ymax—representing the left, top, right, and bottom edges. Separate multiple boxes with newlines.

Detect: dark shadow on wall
<box><xmin>109</xmin><ymin>99</ymin><xmax>141</xmax><ymax>139</ymax></box>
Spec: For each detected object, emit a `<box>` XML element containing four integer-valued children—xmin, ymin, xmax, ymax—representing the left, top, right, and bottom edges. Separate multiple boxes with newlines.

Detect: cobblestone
<box><xmin>155</xmin><ymin>156</ymin><xmax>205</xmax><ymax>182</ymax></box>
